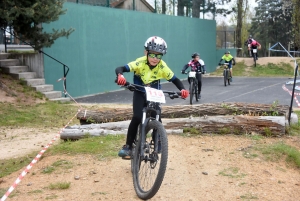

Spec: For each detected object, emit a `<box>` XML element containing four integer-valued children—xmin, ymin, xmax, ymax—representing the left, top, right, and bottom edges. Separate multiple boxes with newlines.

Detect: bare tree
<box><xmin>192</xmin><ymin>0</ymin><xmax>202</xmax><ymax>18</ymax></box>
<box><xmin>236</xmin><ymin>0</ymin><xmax>248</xmax><ymax>57</ymax></box>
<box><xmin>177</xmin><ymin>0</ymin><xmax>185</xmax><ymax>16</ymax></box>
<box><xmin>162</xmin><ymin>0</ymin><xmax>166</xmax><ymax>14</ymax></box>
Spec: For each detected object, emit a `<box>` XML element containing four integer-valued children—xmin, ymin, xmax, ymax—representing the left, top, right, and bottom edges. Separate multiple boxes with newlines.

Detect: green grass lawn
<box><xmin>210</xmin><ymin>61</ymin><xmax>295</xmax><ymax>77</ymax></box>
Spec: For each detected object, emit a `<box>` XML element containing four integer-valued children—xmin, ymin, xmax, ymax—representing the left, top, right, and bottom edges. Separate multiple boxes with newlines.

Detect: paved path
<box><xmin>75</xmin><ymin>77</ymin><xmax>299</xmax><ymax>107</ymax></box>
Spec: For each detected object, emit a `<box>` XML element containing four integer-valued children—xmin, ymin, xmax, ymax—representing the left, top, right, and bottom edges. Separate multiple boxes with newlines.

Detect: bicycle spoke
<box><xmin>133</xmin><ymin>120</ymin><xmax>168</xmax><ymax>200</ymax></box>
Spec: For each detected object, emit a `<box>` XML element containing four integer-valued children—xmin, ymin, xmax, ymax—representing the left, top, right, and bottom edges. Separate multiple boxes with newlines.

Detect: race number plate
<box><xmin>253</xmin><ymin>49</ymin><xmax>257</xmax><ymax>53</ymax></box>
<box><xmin>189</xmin><ymin>72</ymin><xmax>196</xmax><ymax>78</ymax></box>
<box><xmin>145</xmin><ymin>87</ymin><xmax>166</xmax><ymax>103</ymax></box>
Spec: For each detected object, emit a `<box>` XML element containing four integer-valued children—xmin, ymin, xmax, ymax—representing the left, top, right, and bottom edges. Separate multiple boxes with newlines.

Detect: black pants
<box><xmin>188</xmin><ymin>73</ymin><xmax>202</xmax><ymax>94</ymax></box>
<box><xmin>126</xmin><ymin>91</ymin><xmax>161</xmax><ymax>147</ymax></box>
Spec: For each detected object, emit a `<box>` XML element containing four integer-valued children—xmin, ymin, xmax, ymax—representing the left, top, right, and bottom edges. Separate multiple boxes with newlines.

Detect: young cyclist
<box><xmin>244</xmin><ymin>35</ymin><xmax>253</xmax><ymax>46</ymax></box>
<box><xmin>244</xmin><ymin>35</ymin><xmax>254</xmax><ymax>57</ymax></box>
<box><xmin>115</xmin><ymin>36</ymin><xmax>189</xmax><ymax>159</ymax></box>
<box><xmin>181</xmin><ymin>52</ymin><xmax>206</xmax><ymax>98</ymax></box>
<box><xmin>248</xmin><ymin>39</ymin><xmax>261</xmax><ymax>60</ymax></box>
<box><xmin>218</xmin><ymin>51</ymin><xmax>236</xmax><ymax>81</ymax></box>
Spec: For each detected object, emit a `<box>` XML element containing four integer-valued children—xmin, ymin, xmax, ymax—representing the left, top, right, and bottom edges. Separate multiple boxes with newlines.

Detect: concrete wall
<box><xmin>43</xmin><ymin>2</ymin><xmax>216</xmax><ymax>98</ymax></box>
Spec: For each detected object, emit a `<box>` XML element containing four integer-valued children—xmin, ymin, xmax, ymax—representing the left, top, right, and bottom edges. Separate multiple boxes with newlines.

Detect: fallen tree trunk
<box><xmin>62</xmin><ymin>115</ymin><xmax>286</xmax><ymax>140</ymax></box>
<box><xmin>77</xmin><ymin>102</ymin><xmax>289</xmax><ymax>124</ymax></box>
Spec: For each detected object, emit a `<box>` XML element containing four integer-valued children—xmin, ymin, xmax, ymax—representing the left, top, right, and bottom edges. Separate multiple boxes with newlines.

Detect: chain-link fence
<box><xmin>216</xmin><ymin>30</ymin><xmax>235</xmax><ymax>49</ymax></box>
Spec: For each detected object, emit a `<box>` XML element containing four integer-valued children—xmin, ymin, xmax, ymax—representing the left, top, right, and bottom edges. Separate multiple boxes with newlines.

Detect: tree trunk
<box><xmin>177</xmin><ymin>0</ymin><xmax>185</xmax><ymax>16</ymax></box>
<box><xmin>61</xmin><ymin>115</ymin><xmax>286</xmax><ymax>140</ymax></box>
<box><xmin>77</xmin><ymin>102</ymin><xmax>289</xmax><ymax>124</ymax></box>
<box><xmin>192</xmin><ymin>0</ymin><xmax>201</xmax><ymax>18</ymax></box>
<box><xmin>162</xmin><ymin>0</ymin><xmax>166</xmax><ymax>14</ymax></box>
<box><xmin>236</xmin><ymin>0</ymin><xmax>243</xmax><ymax>57</ymax></box>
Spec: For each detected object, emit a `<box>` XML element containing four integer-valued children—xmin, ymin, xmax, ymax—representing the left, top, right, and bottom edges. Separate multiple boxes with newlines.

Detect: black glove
<box><xmin>218</xmin><ymin>63</ymin><xmax>221</xmax><ymax>66</ymax></box>
<box><xmin>181</xmin><ymin>70</ymin><xmax>185</xmax><ymax>74</ymax></box>
<box><xmin>233</xmin><ymin>62</ymin><xmax>236</xmax><ymax>66</ymax></box>
<box><xmin>202</xmin><ymin>71</ymin><xmax>206</xmax><ymax>74</ymax></box>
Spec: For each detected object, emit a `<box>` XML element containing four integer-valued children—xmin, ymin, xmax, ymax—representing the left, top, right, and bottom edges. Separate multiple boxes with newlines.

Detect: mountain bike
<box><xmin>220</xmin><ymin>63</ymin><xmax>231</xmax><ymax>86</ymax></box>
<box><xmin>123</xmin><ymin>82</ymin><xmax>182</xmax><ymax>200</ymax></box>
<box><xmin>184</xmin><ymin>71</ymin><xmax>199</xmax><ymax>105</ymax></box>
<box><xmin>252</xmin><ymin>48</ymin><xmax>258</xmax><ymax>67</ymax></box>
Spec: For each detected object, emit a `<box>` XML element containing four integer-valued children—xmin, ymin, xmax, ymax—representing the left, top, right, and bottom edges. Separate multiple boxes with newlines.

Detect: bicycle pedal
<box><xmin>121</xmin><ymin>155</ymin><xmax>132</xmax><ymax>160</ymax></box>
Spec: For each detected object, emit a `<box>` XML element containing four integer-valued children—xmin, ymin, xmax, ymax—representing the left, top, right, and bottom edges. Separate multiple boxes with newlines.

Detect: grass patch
<box><xmin>45</xmin><ymin>194</ymin><xmax>58</xmax><ymax>200</ymax></box>
<box><xmin>183</xmin><ymin>127</ymin><xmax>202</xmax><ymax>135</ymax></box>
<box><xmin>0</xmin><ymin>155</ymin><xmax>35</xmax><ymax>178</ymax></box>
<box><xmin>256</xmin><ymin>142</ymin><xmax>300</xmax><ymax>168</ymax></box>
<box><xmin>210</xmin><ymin>61</ymin><xmax>294</xmax><ymax>77</ymax></box>
<box><xmin>0</xmin><ymin>135</ymin><xmax>124</xmax><ymax>178</ymax></box>
<box><xmin>219</xmin><ymin>167</ymin><xmax>247</xmax><ymax>178</ymax></box>
<box><xmin>47</xmin><ymin>135</ymin><xmax>125</xmax><ymax>160</ymax></box>
<box><xmin>251</xmin><ymin>63</ymin><xmax>294</xmax><ymax>77</ymax></box>
<box><xmin>287</xmin><ymin>111</ymin><xmax>300</xmax><ymax>136</ymax></box>
<box><xmin>27</xmin><ymin>189</ymin><xmax>43</xmax><ymax>194</ymax></box>
<box><xmin>0</xmin><ymin>101</ymin><xmax>78</xmax><ymax>127</ymax></box>
<box><xmin>240</xmin><ymin>193</ymin><xmax>258</xmax><ymax>200</ymax></box>
<box><xmin>92</xmin><ymin>191</ymin><xmax>108</xmax><ymax>196</ymax></box>
<box><xmin>0</xmin><ymin>189</ymin><xmax>20</xmax><ymax>198</ymax></box>
<box><xmin>48</xmin><ymin>182</ymin><xmax>70</xmax><ymax>190</ymax></box>
<box><xmin>42</xmin><ymin>160</ymin><xmax>73</xmax><ymax>174</ymax></box>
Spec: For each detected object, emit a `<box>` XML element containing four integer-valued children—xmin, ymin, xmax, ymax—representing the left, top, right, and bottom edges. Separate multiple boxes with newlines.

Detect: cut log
<box><xmin>62</xmin><ymin>115</ymin><xmax>286</xmax><ymax>140</ymax></box>
<box><xmin>77</xmin><ymin>102</ymin><xmax>289</xmax><ymax>124</ymax></box>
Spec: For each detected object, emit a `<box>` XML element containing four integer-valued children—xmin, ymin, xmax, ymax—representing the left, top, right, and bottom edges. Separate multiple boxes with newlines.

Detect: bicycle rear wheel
<box><xmin>189</xmin><ymin>80</ymin><xmax>194</xmax><ymax>105</ymax></box>
<box><xmin>194</xmin><ymin>81</ymin><xmax>199</xmax><ymax>102</ymax></box>
<box><xmin>132</xmin><ymin>120</ymin><xmax>168</xmax><ymax>200</ymax></box>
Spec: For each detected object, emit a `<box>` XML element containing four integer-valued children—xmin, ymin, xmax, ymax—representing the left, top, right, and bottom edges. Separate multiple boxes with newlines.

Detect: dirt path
<box><xmin>1</xmin><ymin>133</ymin><xmax>300</xmax><ymax>201</ymax></box>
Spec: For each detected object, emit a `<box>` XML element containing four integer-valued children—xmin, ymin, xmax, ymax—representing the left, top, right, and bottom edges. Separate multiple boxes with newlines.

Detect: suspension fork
<box><xmin>140</xmin><ymin>107</ymin><xmax>160</xmax><ymax>156</ymax></box>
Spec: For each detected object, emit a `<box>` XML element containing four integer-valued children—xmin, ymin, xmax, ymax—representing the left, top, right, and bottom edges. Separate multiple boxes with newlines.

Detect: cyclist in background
<box><xmin>115</xmin><ymin>36</ymin><xmax>189</xmax><ymax>159</ymax></box>
<box><xmin>244</xmin><ymin>35</ymin><xmax>254</xmax><ymax>46</ymax></box>
<box><xmin>245</xmin><ymin>35</ymin><xmax>254</xmax><ymax>57</ymax></box>
<box><xmin>248</xmin><ymin>39</ymin><xmax>261</xmax><ymax>60</ymax></box>
<box><xmin>218</xmin><ymin>50</ymin><xmax>236</xmax><ymax>81</ymax></box>
<box><xmin>181</xmin><ymin>52</ymin><xmax>206</xmax><ymax>98</ymax></box>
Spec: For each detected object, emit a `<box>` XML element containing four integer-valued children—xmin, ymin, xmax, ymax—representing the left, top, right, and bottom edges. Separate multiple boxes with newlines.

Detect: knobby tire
<box><xmin>254</xmin><ymin>53</ymin><xmax>257</xmax><ymax>67</ymax></box>
<box><xmin>132</xmin><ymin>120</ymin><xmax>168</xmax><ymax>200</ymax></box>
<box><xmin>189</xmin><ymin>79</ymin><xmax>194</xmax><ymax>105</ymax></box>
<box><xmin>131</xmin><ymin>124</ymin><xmax>141</xmax><ymax>173</ymax></box>
<box><xmin>194</xmin><ymin>80</ymin><xmax>199</xmax><ymax>102</ymax></box>
<box><xmin>224</xmin><ymin>69</ymin><xmax>227</xmax><ymax>86</ymax></box>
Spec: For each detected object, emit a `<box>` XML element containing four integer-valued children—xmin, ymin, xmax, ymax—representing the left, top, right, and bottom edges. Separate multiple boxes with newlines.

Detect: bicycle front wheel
<box><xmin>132</xmin><ymin>120</ymin><xmax>168</xmax><ymax>200</ymax></box>
<box><xmin>194</xmin><ymin>81</ymin><xmax>199</xmax><ymax>101</ymax></box>
<box><xmin>253</xmin><ymin>54</ymin><xmax>257</xmax><ymax>67</ymax></box>
<box><xmin>189</xmin><ymin>80</ymin><xmax>194</xmax><ymax>105</ymax></box>
<box><xmin>224</xmin><ymin>70</ymin><xmax>227</xmax><ymax>86</ymax></box>
<box><xmin>131</xmin><ymin>124</ymin><xmax>141</xmax><ymax>173</ymax></box>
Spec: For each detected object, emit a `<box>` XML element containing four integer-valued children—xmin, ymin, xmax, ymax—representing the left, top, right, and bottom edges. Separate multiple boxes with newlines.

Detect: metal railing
<box><xmin>1</xmin><ymin>27</ymin><xmax>69</xmax><ymax>97</ymax></box>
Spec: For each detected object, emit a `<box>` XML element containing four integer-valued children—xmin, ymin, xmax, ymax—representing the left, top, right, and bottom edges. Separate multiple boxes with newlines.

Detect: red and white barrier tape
<box><xmin>1</xmin><ymin>78</ymin><xmax>85</xmax><ymax>201</ymax></box>
<box><xmin>282</xmin><ymin>84</ymin><xmax>300</xmax><ymax>107</ymax></box>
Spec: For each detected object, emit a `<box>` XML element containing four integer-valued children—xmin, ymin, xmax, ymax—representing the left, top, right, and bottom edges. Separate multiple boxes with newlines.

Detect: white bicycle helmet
<box><xmin>144</xmin><ymin>36</ymin><xmax>167</xmax><ymax>55</ymax></box>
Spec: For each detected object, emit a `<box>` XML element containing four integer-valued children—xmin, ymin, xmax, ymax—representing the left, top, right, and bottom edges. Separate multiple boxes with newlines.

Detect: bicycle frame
<box><xmin>185</xmin><ymin>71</ymin><xmax>199</xmax><ymax>104</ymax></box>
<box><xmin>125</xmin><ymin>83</ymin><xmax>180</xmax><ymax>159</ymax></box>
<box><xmin>221</xmin><ymin>63</ymin><xmax>231</xmax><ymax>86</ymax></box>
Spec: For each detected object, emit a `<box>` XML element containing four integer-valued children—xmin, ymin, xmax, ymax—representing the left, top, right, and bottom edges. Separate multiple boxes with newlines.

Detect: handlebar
<box><xmin>123</xmin><ymin>82</ymin><xmax>182</xmax><ymax>99</ymax></box>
